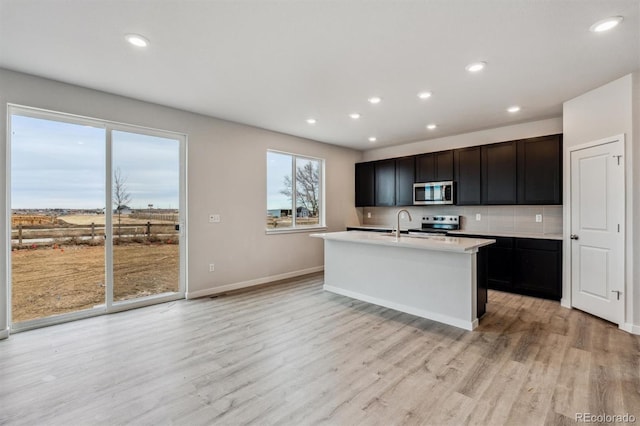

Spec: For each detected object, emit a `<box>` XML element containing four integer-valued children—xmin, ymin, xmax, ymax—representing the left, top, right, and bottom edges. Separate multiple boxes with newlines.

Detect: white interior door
<box><xmin>570</xmin><ymin>137</ymin><xmax>624</xmax><ymax>324</ymax></box>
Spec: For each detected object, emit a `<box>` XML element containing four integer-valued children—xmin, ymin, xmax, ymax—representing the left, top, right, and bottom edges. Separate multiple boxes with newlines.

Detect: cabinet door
<box><xmin>476</xmin><ymin>246</ymin><xmax>488</xmax><ymax>318</ymax></box>
<box><xmin>486</xmin><ymin>237</ymin><xmax>515</xmax><ymax>291</ymax></box>
<box><xmin>517</xmin><ymin>134</ymin><xmax>562</xmax><ymax>205</ymax></box>
<box><xmin>514</xmin><ymin>239</ymin><xmax>562</xmax><ymax>300</ymax></box>
<box><xmin>355</xmin><ymin>162</ymin><xmax>375</xmax><ymax>207</ymax></box>
<box><xmin>435</xmin><ymin>150</ymin><xmax>454</xmax><ymax>181</ymax></box>
<box><xmin>375</xmin><ymin>159</ymin><xmax>396</xmax><ymax>206</ymax></box>
<box><xmin>454</xmin><ymin>147</ymin><xmax>482</xmax><ymax>205</ymax></box>
<box><xmin>482</xmin><ymin>141</ymin><xmax>517</xmax><ymax>204</ymax></box>
<box><xmin>415</xmin><ymin>153</ymin><xmax>435</xmax><ymax>182</ymax></box>
<box><xmin>395</xmin><ymin>156</ymin><xmax>415</xmax><ymax>206</ymax></box>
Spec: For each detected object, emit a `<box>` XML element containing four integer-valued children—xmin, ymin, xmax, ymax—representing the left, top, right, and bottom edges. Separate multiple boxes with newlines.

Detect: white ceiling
<box><xmin>1</xmin><ymin>1</ymin><xmax>639</xmax><ymax>150</ymax></box>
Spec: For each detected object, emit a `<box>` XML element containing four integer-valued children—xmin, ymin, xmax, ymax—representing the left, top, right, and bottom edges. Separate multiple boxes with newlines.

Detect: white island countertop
<box><xmin>311</xmin><ymin>231</ymin><xmax>495</xmax><ymax>253</ymax></box>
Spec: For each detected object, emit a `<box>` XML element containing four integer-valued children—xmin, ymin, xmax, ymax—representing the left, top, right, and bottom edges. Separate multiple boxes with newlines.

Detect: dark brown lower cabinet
<box><xmin>485</xmin><ymin>237</ymin><xmax>515</xmax><ymax>292</ymax></box>
<box><xmin>514</xmin><ymin>238</ymin><xmax>562</xmax><ymax>300</ymax></box>
<box><xmin>458</xmin><ymin>234</ymin><xmax>562</xmax><ymax>300</ymax></box>
<box><xmin>476</xmin><ymin>246</ymin><xmax>488</xmax><ymax>318</ymax></box>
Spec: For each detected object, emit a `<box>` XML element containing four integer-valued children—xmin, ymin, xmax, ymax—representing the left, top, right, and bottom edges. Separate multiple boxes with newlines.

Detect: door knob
<box><xmin>570</xmin><ymin>234</ymin><xmax>579</xmax><ymax>240</ymax></box>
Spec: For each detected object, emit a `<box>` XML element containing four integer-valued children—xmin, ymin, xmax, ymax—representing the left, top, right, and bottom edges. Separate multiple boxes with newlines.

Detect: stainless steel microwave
<box><xmin>413</xmin><ymin>181</ymin><xmax>455</xmax><ymax>205</ymax></box>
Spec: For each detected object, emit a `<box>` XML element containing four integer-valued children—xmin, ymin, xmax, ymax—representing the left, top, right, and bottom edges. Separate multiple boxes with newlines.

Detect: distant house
<box><xmin>267</xmin><ymin>209</ymin><xmax>292</xmax><ymax>218</ymax></box>
<box><xmin>296</xmin><ymin>207</ymin><xmax>310</xmax><ymax>218</ymax></box>
<box><xmin>114</xmin><ymin>205</ymin><xmax>133</xmax><ymax>215</ymax></box>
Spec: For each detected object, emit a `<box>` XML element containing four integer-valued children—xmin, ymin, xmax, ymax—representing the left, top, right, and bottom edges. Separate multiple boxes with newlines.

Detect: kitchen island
<box><xmin>311</xmin><ymin>231</ymin><xmax>495</xmax><ymax>330</ymax></box>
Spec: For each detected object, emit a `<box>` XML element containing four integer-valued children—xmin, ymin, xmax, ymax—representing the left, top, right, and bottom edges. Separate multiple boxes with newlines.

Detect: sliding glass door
<box><xmin>8</xmin><ymin>106</ymin><xmax>186</xmax><ymax>331</ymax></box>
<box><xmin>10</xmin><ymin>114</ymin><xmax>106</xmax><ymax>325</ymax></box>
<box><xmin>111</xmin><ymin>129</ymin><xmax>181</xmax><ymax>304</ymax></box>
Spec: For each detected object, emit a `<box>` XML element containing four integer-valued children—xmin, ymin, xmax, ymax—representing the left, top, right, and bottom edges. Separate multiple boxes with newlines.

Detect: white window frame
<box><xmin>266</xmin><ymin>150</ymin><xmax>326</xmax><ymax>234</ymax></box>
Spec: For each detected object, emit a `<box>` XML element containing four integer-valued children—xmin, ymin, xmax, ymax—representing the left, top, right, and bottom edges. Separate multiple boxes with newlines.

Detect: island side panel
<box><xmin>323</xmin><ymin>239</ymin><xmax>478</xmax><ymax>330</ymax></box>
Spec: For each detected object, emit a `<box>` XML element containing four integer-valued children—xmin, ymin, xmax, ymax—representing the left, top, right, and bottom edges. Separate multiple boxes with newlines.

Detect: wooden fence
<box><xmin>12</xmin><ymin>222</ymin><xmax>178</xmax><ymax>245</ymax></box>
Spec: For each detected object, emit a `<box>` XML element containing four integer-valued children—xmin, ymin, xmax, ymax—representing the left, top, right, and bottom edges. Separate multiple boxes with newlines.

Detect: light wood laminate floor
<box><xmin>1</xmin><ymin>272</ymin><xmax>639</xmax><ymax>425</ymax></box>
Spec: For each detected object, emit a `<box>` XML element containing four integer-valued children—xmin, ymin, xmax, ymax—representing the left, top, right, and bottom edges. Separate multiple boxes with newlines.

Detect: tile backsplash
<box><xmin>359</xmin><ymin>205</ymin><xmax>563</xmax><ymax>235</ymax></box>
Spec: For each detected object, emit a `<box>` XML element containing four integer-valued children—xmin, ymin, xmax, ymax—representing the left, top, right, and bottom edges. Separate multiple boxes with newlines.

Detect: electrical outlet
<box><xmin>367</xmin><ymin>212</ymin><xmax>372</xmax><ymax>219</ymax></box>
<box><xmin>535</xmin><ymin>214</ymin><xmax>543</xmax><ymax>223</ymax></box>
<box><xmin>209</xmin><ymin>263</ymin><xmax>215</xmax><ymax>272</ymax></box>
<box><xmin>475</xmin><ymin>213</ymin><xmax>482</xmax><ymax>221</ymax></box>
<box><xmin>209</xmin><ymin>214</ymin><xmax>221</xmax><ymax>223</ymax></box>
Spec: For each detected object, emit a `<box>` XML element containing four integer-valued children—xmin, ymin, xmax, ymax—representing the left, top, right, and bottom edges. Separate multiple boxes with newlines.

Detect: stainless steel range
<box><xmin>408</xmin><ymin>215</ymin><xmax>460</xmax><ymax>235</ymax></box>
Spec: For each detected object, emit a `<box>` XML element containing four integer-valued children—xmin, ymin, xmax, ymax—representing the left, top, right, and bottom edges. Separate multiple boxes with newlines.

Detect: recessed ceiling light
<box><xmin>418</xmin><ymin>91</ymin><xmax>432</xmax><ymax>100</ymax></box>
<box><xmin>507</xmin><ymin>106</ymin><xmax>521</xmax><ymax>113</ymax></box>
<box><xmin>426</xmin><ymin>124</ymin><xmax>437</xmax><ymax>130</ymax></box>
<box><xmin>306</xmin><ymin>118</ymin><xmax>317</xmax><ymax>125</ymax></box>
<box><xmin>349</xmin><ymin>113</ymin><xmax>361</xmax><ymax>119</ymax></box>
<box><xmin>125</xmin><ymin>34</ymin><xmax>149</xmax><ymax>47</ymax></box>
<box><xmin>590</xmin><ymin>16</ymin><xmax>623</xmax><ymax>32</ymax></box>
<box><xmin>368</xmin><ymin>97</ymin><xmax>382</xmax><ymax>104</ymax></box>
<box><xmin>368</xmin><ymin>137</ymin><xmax>377</xmax><ymax>142</ymax></box>
<box><xmin>465</xmin><ymin>61</ymin><xmax>486</xmax><ymax>73</ymax></box>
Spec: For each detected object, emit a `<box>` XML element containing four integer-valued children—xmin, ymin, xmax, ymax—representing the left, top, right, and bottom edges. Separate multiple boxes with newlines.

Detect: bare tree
<box><xmin>280</xmin><ymin>161</ymin><xmax>319</xmax><ymax>217</ymax></box>
<box><xmin>113</xmin><ymin>167</ymin><xmax>132</xmax><ymax>236</ymax></box>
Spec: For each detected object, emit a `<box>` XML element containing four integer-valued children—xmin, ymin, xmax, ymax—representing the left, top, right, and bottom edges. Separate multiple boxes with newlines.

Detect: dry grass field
<box><xmin>11</xmin><ymin>243</ymin><xmax>179</xmax><ymax>323</ymax></box>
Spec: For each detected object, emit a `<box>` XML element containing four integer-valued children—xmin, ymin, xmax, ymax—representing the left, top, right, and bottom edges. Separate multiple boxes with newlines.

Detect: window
<box><xmin>267</xmin><ymin>150</ymin><xmax>324</xmax><ymax>231</ymax></box>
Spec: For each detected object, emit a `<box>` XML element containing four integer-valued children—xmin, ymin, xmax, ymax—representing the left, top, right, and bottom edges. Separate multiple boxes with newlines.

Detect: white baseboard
<box><xmin>323</xmin><ymin>284</ymin><xmax>477</xmax><ymax>331</ymax></box>
<box><xmin>0</xmin><ymin>327</ymin><xmax>9</xmax><ymax>340</ymax></box>
<box><xmin>620</xmin><ymin>323</ymin><xmax>640</xmax><ymax>335</ymax></box>
<box><xmin>186</xmin><ymin>266</ymin><xmax>324</xmax><ymax>299</ymax></box>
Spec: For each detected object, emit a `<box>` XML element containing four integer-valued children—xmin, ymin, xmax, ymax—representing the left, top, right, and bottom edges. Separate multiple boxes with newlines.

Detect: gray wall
<box><xmin>0</xmin><ymin>68</ymin><xmax>362</xmax><ymax>334</ymax></box>
<box><xmin>563</xmin><ymin>73</ymin><xmax>638</xmax><ymax>331</ymax></box>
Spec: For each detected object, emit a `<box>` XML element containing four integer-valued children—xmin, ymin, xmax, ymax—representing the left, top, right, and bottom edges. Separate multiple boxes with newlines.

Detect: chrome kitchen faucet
<box><xmin>395</xmin><ymin>209</ymin><xmax>412</xmax><ymax>239</ymax></box>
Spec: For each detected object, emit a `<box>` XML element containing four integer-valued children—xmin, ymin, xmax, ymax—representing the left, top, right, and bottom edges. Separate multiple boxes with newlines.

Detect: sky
<box><xmin>267</xmin><ymin>151</ymin><xmax>292</xmax><ymax>210</ymax></box>
<box><xmin>10</xmin><ymin>114</ymin><xmax>180</xmax><ymax>210</ymax></box>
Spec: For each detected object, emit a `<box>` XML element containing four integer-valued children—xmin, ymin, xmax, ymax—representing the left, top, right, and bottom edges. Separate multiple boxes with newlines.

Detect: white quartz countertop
<box><xmin>447</xmin><ymin>230</ymin><xmax>563</xmax><ymax>241</ymax></box>
<box><xmin>347</xmin><ymin>225</ymin><xmax>563</xmax><ymax>241</ymax></box>
<box><xmin>346</xmin><ymin>225</ymin><xmax>409</xmax><ymax>231</ymax></box>
<box><xmin>311</xmin><ymin>231</ymin><xmax>495</xmax><ymax>253</ymax></box>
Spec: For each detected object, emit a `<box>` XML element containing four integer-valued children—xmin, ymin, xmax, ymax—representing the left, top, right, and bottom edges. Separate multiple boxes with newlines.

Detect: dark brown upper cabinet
<box><xmin>355</xmin><ymin>133</ymin><xmax>562</xmax><ymax>208</ymax></box>
<box><xmin>482</xmin><ymin>141</ymin><xmax>517</xmax><ymax>205</ymax></box>
<box><xmin>415</xmin><ymin>150</ymin><xmax>454</xmax><ymax>182</ymax></box>
<box><xmin>454</xmin><ymin>147</ymin><xmax>482</xmax><ymax>205</ymax></box>
<box><xmin>355</xmin><ymin>161</ymin><xmax>375</xmax><ymax>207</ymax></box>
<box><xmin>517</xmin><ymin>134</ymin><xmax>562</xmax><ymax>205</ymax></box>
<box><xmin>395</xmin><ymin>156</ymin><xmax>415</xmax><ymax>206</ymax></box>
<box><xmin>374</xmin><ymin>159</ymin><xmax>396</xmax><ymax>206</ymax></box>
